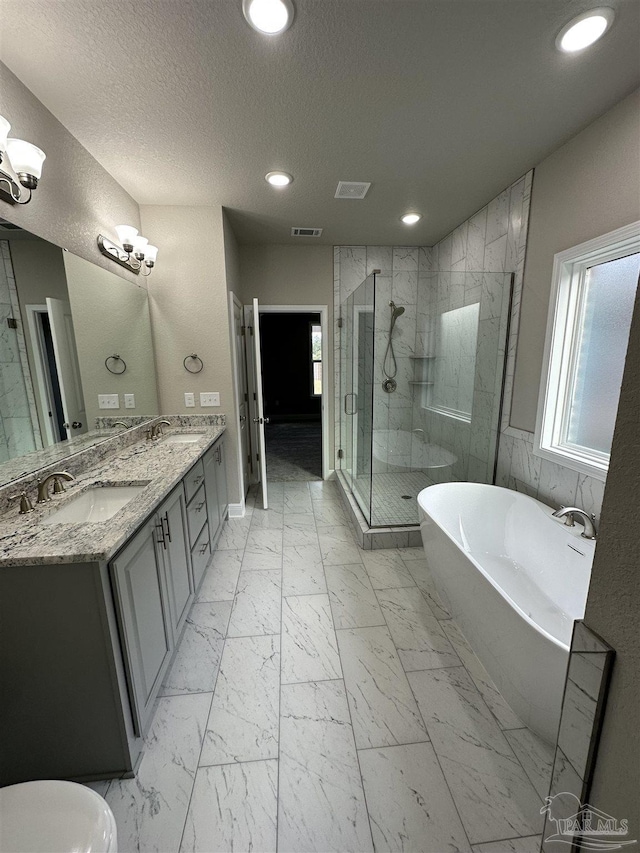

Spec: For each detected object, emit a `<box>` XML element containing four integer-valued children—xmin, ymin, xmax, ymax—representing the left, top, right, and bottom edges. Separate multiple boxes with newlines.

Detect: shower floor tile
<box><xmin>354</xmin><ymin>470</ymin><xmax>435</xmax><ymax>526</ymax></box>
<box><xmin>97</xmin><ymin>481</ymin><xmax>554</xmax><ymax>853</ymax></box>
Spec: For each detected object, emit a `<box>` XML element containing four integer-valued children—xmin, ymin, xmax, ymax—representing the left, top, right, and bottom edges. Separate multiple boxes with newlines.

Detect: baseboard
<box><xmin>228</xmin><ymin>502</ymin><xmax>245</xmax><ymax>518</ymax></box>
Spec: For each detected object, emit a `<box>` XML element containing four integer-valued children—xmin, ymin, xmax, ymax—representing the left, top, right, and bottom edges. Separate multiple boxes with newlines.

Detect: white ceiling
<box><xmin>1</xmin><ymin>0</ymin><xmax>639</xmax><ymax>245</ymax></box>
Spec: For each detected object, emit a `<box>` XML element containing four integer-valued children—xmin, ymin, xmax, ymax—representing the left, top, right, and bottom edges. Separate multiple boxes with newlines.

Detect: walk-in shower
<box><xmin>338</xmin><ymin>268</ymin><xmax>513</xmax><ymax>528</ymax></box>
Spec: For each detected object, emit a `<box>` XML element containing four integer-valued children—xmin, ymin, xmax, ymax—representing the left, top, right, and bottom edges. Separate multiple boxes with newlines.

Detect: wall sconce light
<box><xmin>97</xmin><ymin>226</ymin><xmax>158</xmax><ymax>276</ymax></box>
<box><xmin>0</xmin><ymin>115</ymin><xmax>46</xmax><ymax>205</ymax></box>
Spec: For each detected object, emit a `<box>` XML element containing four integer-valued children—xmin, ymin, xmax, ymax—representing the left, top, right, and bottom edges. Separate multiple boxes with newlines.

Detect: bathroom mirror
<box><xmin>0</xmin><ymin>220</ymin><xmax>159</xmax><ymax>486</ymax></box>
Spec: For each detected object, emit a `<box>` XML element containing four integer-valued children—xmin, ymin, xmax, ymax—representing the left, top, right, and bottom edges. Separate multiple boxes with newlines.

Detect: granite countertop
<box><xmin>0</xmin><ymin>426</ymin><xmax>225</xmax><ymax>567</ymax></box>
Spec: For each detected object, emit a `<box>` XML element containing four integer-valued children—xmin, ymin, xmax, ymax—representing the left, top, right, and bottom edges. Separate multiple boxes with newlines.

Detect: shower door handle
<box><xmin>344</xmin><ymin>393</ymin><xmax>357</xmax><ymax>415</ymax></box>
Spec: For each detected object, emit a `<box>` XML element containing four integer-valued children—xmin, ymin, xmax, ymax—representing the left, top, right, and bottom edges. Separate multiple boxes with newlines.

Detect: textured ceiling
<box><xmin>1</xmin><ymin>0</ymin><xmax>639</xmax><ymax>245</ymax></box>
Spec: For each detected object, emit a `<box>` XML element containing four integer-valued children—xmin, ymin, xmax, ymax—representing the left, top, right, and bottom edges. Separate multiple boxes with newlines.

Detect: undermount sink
<box><xmin>42</xmin><ymin>485</ymin><xmax>148</xmax><ymax>525</ymax></box>
<box><xmin>161</xmin><ymin>433</ymin><xmax>206</xmax><ymax>444</ymax></box>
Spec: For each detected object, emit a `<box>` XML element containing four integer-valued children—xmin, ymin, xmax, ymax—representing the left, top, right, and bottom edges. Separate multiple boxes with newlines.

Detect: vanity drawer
<box><xmin>191</xmin><ymin>521</ymin><xmax>211</xmax><ymax>590</ymax></box>
<box><xmin>184</xmin><ymin>459</ymin><xmax>205</xmax><ymax>503</ymax></box>
<box><xmin>186</xmin><ymin>484</ymin><xmax>207</xmax><ymax>547</ymax></box>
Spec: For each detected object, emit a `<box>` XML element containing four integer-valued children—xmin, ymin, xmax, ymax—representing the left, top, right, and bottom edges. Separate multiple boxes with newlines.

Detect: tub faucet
<box><xmin>552</xmin><ymin>506</ymin><xmax>597</xmax><ymax>540</ymax></box>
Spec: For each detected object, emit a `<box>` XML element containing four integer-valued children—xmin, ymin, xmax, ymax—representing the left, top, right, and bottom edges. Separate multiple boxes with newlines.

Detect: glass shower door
<box><xmin>341</xmin><ymin>274</ymin><xmax>375</xmax><ymax>524</ymax></box>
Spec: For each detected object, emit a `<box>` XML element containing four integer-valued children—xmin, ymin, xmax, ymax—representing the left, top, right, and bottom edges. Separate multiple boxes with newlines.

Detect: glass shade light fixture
<box><xmin>401</xmin><ymin>212</ymin><xmax>422</xmax><ymax>225</ymax></box>
<box><xmin>0</xmin><ymin>114</ymin><xmax>46</xmax><ymax>205</ymax></box>
<box><xmin>265</xmin><ymin>170</ymin><xmax>293</xmax><ymax>187</ymax></box>
<box><xmin>97</xmin><ymin>225</ymin><xmax>159</xmax><ymax>276</ymax></box>
<box><xmin>243</xmin><ymin>0</ymin><xmax>294</xmax><ymax>34</ymax></box>
<box><xmin>556</xmin><ymin>8</ymin><xmax>614</xmax><ymax>52</ymax></box>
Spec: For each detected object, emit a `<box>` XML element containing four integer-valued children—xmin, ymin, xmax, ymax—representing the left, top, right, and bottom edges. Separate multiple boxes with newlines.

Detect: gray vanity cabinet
<box><xmin>110</xmin><ymin>516</ymin><xmax>173</xmax><ymax>736</ymax></box>
<box><xmin>204</xmin><ymin>443</ymin><xmax>222</xmax><ymax>544</ymax></box>
<box><xmin>158</xmin><ymin>485</ymin><xmax>193</xmax><ymax>641</ymax></box>
<box><xmin>215</xmin><ymin>437</ymin><xmax>229</xmax><ymax>525</ymax></box>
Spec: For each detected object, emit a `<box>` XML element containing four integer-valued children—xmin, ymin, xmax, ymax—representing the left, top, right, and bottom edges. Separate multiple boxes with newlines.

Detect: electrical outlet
<box><xmin>184</xmin><ymin>392</ymin><xmax>195</xmax><ymax>408</ymax></box>
<box><xmin>98</xmin><ymin>394</ymin><xmax>119</xmax><ymax>410</ymax></box>
<box><xmin>124</xmin><ymin>393</ymin><xmax>135</xmax><ymax>409</ymax></box>
<box><xmin>200</xmin><ymin>392</ymin><xmax>220</xmax><ymax>407</ymax></box>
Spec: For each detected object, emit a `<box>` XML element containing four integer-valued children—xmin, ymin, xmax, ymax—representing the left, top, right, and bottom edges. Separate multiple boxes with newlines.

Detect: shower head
<box><xmin>389</xmin><ymin>301</ymin><xmax>405</xmax><ymax>320</ymax></box>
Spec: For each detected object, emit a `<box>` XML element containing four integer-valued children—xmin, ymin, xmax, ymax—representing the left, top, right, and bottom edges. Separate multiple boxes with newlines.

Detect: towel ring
<box><xmin>184</xmin><ymin>353</ymin><xmax>204</xmax><ymax>374</ymax></box>
<box><xmin>105</xmin><ymin>354</ymin><xmax>127</xmax><ymax>375</ymax></box>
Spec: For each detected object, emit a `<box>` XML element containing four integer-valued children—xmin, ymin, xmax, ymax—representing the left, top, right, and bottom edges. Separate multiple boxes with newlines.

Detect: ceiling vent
<box><xmin>335</xmin><ymin>181</ymin><xmax>371</xmax><ymax>200</ymax></box>
<box><xmin>291</xmin><ymin>227</ymin><xmax>323</xmax><ymax>237</ymax></box>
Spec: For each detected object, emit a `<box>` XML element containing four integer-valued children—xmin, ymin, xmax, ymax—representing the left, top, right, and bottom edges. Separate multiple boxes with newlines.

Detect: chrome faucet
<box><xmin>147</xmin><ymin>419</ymin><xmax>172</xmax><ymax>440</ymax></box>
<box><xmin>552</xmin><ymin>506</ymin><xmax>598</xmax><ymax>540</ymax></box>
<box><xmin>37</xmin><ymin>471</ymin><xmax>75</xmax><ymax>504</ymax></box>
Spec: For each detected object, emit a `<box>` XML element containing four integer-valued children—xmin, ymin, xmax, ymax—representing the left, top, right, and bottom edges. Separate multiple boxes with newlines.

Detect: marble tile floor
<box><xmin>88</xmin><ymin>480</ymin><xmax>552</xmax><ymax>852</ymax></box>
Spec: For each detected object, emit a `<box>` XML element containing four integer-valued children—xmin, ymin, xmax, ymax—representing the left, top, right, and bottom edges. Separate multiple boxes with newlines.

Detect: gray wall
<box><xmin>511</xmin><ymin>87</ymin><xmax>640</xmax><ymax>431</ymax></box>
<box><xmin>240</xmin><ymin>243</ymin><xmax>335</xmax><ymax>462</ymax></box>
<box><xmin>0</xmin><ymin>64</ymin><xmax>141</xmax><ymax>284</ymax></box>
<box><xmin>584</xmin><ymin>281</ymin><xmax>640</xmax><ymax>837</ymax></box>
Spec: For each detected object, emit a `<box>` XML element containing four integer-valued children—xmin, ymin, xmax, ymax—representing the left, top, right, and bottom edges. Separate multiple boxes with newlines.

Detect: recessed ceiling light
<box><xmin>265</xmin><ymin>170</ymin><xmax>293</xmax><ymax>187</ymax></box>
<box><xmin>556</xmin><ymin>8</ymin><xmax>614</xmax><ymax>53</ymax></box>
<box><xmin>243</xmin><ymin>0</ymin><xmax>294</xmax><ymax>35</ymax></box>
<box><xmin>401</xmin><ymin>213</ymin><xmax>422</xmax><ymax>225</ymax></box>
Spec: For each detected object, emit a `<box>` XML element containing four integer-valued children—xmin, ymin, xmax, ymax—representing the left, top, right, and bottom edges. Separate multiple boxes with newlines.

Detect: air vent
<box><xmin>291</xmin><ymin>227</ymin><xmax>323</xmax><ymax>237</ymax></box>
<box><xmin>335</xmin><ymin>181</ymin><xmax>371</xmax><ymax>200</ymax></box>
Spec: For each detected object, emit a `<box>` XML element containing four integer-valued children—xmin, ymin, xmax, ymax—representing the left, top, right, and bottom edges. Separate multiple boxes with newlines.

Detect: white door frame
<box><xmin>228</xmin><ymin>290</ymin><xmax>247</xmax><ymax>518</ymax></box>
<box><xmin>257</xmin><ymin>304</ymin><xmax>330</xmax><ymax>481</ymax></box>
<box><xmin>25</xmin><ymin>303</ymin><xmax>59</xmax><ymax>446</ymax></box>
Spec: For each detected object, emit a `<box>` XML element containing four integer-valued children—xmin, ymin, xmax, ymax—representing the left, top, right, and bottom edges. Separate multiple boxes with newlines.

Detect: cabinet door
<box><xmin>215</xmin><ymin>437</ymin><xmax>229</xmax><ymax>524</ymax></box>
<box><xmin>204</xmin><ymin>446</ymin><xmax>222</xmax><ymax>546</ymax></box>
<box><xmin>111</xmin><ymin>518</ymin><xmax>173</xmax><ymax>735</ymax></box>
<box><xmin>158</xmin><ymin>485</ymin><xmax>194</xmax><ymax>641</ymax></box>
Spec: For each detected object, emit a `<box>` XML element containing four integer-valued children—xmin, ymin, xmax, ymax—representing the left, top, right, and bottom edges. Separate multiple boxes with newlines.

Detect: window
<box><xmin>535</xmin><ymin>223</ymin><xmax>640</xmax><ymax>480</ymax></box>
<box><xmin>311</xmin><ymin>323</ymin><xmax>322</xmax><ymax>396</ymax></box>
<box><xmin>425</xmin><ymin>303</ymin><xmax>479</xmax><ymax>422</ymax></box>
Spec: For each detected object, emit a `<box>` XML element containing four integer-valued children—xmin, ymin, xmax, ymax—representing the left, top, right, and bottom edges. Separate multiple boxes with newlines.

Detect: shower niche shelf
<box><xmin>408</xmin><ymin>381</ymin><xmax>434</xmax><ymax>386</ymax></box>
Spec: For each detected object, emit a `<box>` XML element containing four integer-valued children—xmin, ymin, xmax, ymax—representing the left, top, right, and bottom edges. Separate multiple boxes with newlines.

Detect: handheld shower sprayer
<box><xmin>382</xmin><ymin>301</ymin><xmax>405</xmax><ymax>391</ymax></box>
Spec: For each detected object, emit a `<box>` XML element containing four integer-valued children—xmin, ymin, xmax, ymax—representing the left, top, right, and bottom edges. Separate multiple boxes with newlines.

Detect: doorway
<box><xmin>259</xmin><ymin>311</ymin><xmax>323</xmax><ymax>481</ymax></box>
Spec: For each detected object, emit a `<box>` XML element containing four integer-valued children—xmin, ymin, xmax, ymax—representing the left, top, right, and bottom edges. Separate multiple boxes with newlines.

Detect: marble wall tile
<box><xmin>338</xmin><ymin>247</ymin><xmax>367</xmax><ymax>300</ymax></box>
<box><xmin>409</xmin><ymin>666</ymin><xmax>543</xmax><ymax>844</ymax></box>
<box><xmin>537</xmin><ymin>457</ymin><xmax>579</xmax><ymax>509</ymax></box>
<box><xmin>359</xmin><ymin>743</ymin><xmax>472</xmax><ymax>853</ymax></box>
<box><xmin>281</xmin><ymin>594</ymin><xmax>342</xmax><ymax>684</ymax></box>
<box><xmin>366</xmin><ymin>245</ymin><xmax>393</xmax><ymax>275</ymax></box>
<box><xmin>324</xmin><ymin>562</ymin><xmax>385</xmax><ymax>629</ymax></box>
<box><xmin>393</xmin><ymin>247</ymin><xmax>419</xmax><ymax>271</ymax></box>
<box><xmin>278</xmin><ymin>680</ymin><xmax>373</xmax><ymax>853</ymax></box>
<box><xmin>181</xmin><ymin>759</ymin><xmax>278</xmax><ymax>853</ymax></box>
<box><xmin>160</xmin><ymin>601</ymin><xmax>231</xmax><ymax>696</ymax></box>
<box><xmin>485</xmin><ymin>189</ymin><xmax>510</xmax><ymax>246</ymax></box>
<box><xmin>336</xmin><ymin>625</ymin><xmax>429</xmax><ymax>748</ymax></box>
<box><xmin>200</xmin><ymin>634</ymin><xmax>279</xmax><ymax>766</ymax></box>
<box><xmin>106</xmin><ymin>693</ymin><xmax>211</xmax><ymax>853</ymax></box>
<box><xmin>227</xmin><ymin>570</ymin><xmax>282</xmax><ymax>637</ymax></box>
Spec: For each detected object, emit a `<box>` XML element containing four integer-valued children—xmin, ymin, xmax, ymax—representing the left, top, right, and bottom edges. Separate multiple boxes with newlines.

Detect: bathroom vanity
<box><xmin>0</xmin><ymin>424</ymin><xmax>227</xmax><ymax>786</ymax></box>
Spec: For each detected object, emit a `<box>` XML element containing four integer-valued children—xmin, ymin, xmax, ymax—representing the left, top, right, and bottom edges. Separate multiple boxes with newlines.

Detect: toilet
<box><xmin>0</xmin><ymin>780</ymin><xmax>117</xmax><ymax>852</ymax></box>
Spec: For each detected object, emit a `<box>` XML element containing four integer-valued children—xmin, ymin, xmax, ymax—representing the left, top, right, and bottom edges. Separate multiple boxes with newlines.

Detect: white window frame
<box><xmin>534</xmin><ymin>221</ymin><xmax>640</xmax><ymax>482</ymax></box>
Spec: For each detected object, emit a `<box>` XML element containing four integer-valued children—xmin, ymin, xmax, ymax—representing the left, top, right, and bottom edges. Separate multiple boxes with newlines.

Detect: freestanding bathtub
<box><xmin>417</xmin><ymin>482</ymin><xmax>595</xmax><ymax>743</ymax></box>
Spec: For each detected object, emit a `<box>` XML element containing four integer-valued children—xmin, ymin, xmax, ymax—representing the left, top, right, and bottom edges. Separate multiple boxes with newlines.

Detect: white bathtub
<box><xmin>373</xmin><ymin>430</ymin><xmax>456</xmax><ymax>470</ymax></box>
<box><xmin>417</xmin><ymin>482</ymin><xmax>595</xmax><ymax>743</ymax></box>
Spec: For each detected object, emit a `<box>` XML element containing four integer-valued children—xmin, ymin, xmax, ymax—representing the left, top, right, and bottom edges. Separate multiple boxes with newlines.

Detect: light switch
<box><xmin>98</xmin><ymin>394</ymin><xmax>119</xmax><ymax>410</ymax></box>
<box><xmin>184</xmin><ymin>392</ymin><xmax>195</xmax><ymax>408</ymax></box>
<box><xmin>124</xmin><ymin>394</ymin><xmax>135</xmax><ymax>409</ymax></box>
<box><xmin>200</xmin><ymin>392</ymin><xmax>220</xmax><ymax>407</ymax></box>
